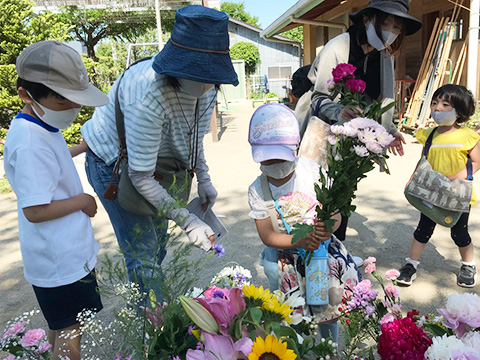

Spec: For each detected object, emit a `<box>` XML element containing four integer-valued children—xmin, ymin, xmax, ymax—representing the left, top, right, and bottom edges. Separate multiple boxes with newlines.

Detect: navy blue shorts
<box><xmin>32</xmin><ymin>270</ymin><xmax>103</xmax><ymax>330</ymax></box>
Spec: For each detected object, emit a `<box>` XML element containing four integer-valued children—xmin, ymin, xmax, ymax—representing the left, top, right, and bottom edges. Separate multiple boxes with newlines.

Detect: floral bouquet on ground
<box><xmin>1</xmin><ymin>310</ymin><xmax>52</xmax><ymax>359</ymax></box>
<box><xmin>179</xmin><ymin>266</ymin><xmax>338</xmax><ymax>360</ymax></box>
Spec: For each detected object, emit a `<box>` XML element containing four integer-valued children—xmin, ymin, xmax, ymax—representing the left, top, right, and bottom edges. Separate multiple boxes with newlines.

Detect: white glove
<box><xmin>198</xmin><ymin>181</ymin><xmax>218</xmax><ymax>211</ymax></box>
<box><xmin>182</xmin><ymin>213</ymin><xmax>215</xmax><ymax>252</ymax></box>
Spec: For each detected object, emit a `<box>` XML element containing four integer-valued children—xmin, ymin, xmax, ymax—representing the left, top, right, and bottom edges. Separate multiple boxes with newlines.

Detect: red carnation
<box><xmin>377</xmin><ymin>317</ymin><xmax>432</xmax><ymax>360</ymax></box>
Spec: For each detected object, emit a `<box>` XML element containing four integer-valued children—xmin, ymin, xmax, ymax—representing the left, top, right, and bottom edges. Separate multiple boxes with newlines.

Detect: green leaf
<box><xmin>249</xmin><ymin>307</ymin><xmax>263</xmax><ymax>324</ymax></box>
<box><xmin>291</xmin><ymin>223</ymin><xmax>313</xmax><ymax>244</ymax></box>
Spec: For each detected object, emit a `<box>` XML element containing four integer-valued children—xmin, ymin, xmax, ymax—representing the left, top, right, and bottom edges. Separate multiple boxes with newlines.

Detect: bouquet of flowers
<box><xmin>179</xmin><ymin>267</ymin><xmax>338</xmax><ymax>360</ymax></box>
<box><xmin>1</xmin><ymin>311</ymin><xmax>52</xmax><ymax>359</ymax></box>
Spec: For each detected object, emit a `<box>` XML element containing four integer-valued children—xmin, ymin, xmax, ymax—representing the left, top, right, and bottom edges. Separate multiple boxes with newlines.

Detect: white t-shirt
<box><xmin>248</xmin><ymin>157</ymin><xmax>320</xmax><ymax>232</ymax></box>
<box><xmin>4</xmin><ymin>113</ymin><xmax>99</xmax><ymax>288</ymax></box>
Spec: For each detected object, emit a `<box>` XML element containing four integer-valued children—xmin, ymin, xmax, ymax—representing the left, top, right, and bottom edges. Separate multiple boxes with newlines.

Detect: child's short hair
<box><xmin>17</xmin><ymin>78</ymin><xmax>64</xmax><ymax>101</ymax></box>
<box><xmin>432</xmin><ymin>84</ymin><xmax>475</xmax><ymax>123</ymax></box>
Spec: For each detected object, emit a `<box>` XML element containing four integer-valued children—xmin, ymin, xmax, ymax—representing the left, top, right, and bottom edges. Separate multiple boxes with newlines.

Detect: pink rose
<box><xmin>385</xmin><ymin>269</ymin><xmax>400</xmax><ymax>280</ymax></box>
<box><xmin>365</xmin><ymin>263</ymin><xmax>376</xmax><ymax>274</ymax></box>
<box><xmin>345</xmin><ymin>79</ymin><xmax>366</xmax><ymax>93</ymax></box>
<box><xmin>385</xmin><ymin>284</ymin><xmax>400</xmax><ymax>299</ymax></box>
<box><xmin>332</xmin><ymin>63</ymin><xmax>356</xmax><ymax>83</ymax></box>
<box><xmin>363</xmin><ymin>257</ymin><xmax>376</xmax><ymax>266</ymax></box>
<box><xmin>20</xmin><ymin>329</ymin><xmax>46</xmax><ymax>347</ymax></box>
<box><xmin>38</xmin><ymin>341</ymin><xmax>52</xmax><ymax>353</ymax></box>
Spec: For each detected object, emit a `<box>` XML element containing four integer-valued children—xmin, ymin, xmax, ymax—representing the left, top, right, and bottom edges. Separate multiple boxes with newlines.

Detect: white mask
<box><xmin>27</xmin><ymin>92</ymin><xmax>80</xmax><ymax>129</ymax></box>
<box><xmin>366</xmin><ymin>22</ymin><xmax>399</xmax><ymax>51</ymax></box>
<box><xmin>260</xmin><ymin>160</ymin><xmax>296</xmax><ymax>180</ymax></box>
<box><xmin>178</xmin><ymin>78</ymin><xmax>215</xmax><ymax>98</ymax></box>
<box><xmin>431</xmin><ymin>109</ymin><xmax>458</xmax><ymax>126</ymax></box>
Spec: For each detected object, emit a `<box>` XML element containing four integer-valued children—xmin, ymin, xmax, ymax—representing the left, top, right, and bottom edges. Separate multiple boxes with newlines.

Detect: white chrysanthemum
<box><xmin>425</xmin><ymin>334</ymin><xmax>479</xmax><ymax>360</ymax></box>
<box><xmin>330</xmin><ymin>125</ymin><xmax>344</xmax><ymax>135</ymax></box>
<box><xmin>327</xmin><ymin>135</ymin><xmax>337</xmax><ymax>145</ymax></box>
<box><xmin>353</xmin><ymin>145</ymin><xmax>369</xmax><ymax>157</ymax></box>
<box><xmin>375</xmin><ymin>131</ymin><xmax>395</xmax><ymax>147</ymax></box>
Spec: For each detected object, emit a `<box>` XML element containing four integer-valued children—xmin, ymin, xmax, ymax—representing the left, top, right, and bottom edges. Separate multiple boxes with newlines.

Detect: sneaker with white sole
<box><xmin>457</xmin><ymin>264</ymin><xmax>476</xmax><ymax>288</ymax></box>
<box><xmin>352</xmin><ymin>256</ymin><xmax>364</xmax><ymax>268</ymax></box>
<box><xmin>396</xmin><ymin>263</ymin><xmax>417</xmax><ymax>286</ymax></box>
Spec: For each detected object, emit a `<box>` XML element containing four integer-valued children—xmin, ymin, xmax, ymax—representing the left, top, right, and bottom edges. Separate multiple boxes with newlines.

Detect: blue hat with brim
<box><xmin>153</xmin><ymin>5</ymin><xmax>239</xmax><ymax>86</ymax></box>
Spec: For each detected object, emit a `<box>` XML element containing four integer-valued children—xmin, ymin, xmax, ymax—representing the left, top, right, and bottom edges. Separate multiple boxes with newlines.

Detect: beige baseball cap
<box><xmin>16</xmin><ymin>40</ymin><xmax>109</xmax><ymax>107</ymax></box>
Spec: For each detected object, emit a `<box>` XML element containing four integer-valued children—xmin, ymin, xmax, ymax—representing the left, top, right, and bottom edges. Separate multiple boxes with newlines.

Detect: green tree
<box><xmin>220</xmin><ymin>2</ymin><xmax>259</xmax><ymax>27</ymax></box>
<box><xmin>0</xmin><ymin>0</ymin><xmax>72</xmax><ymax>64</ymax></box>
<box><xmin>57</xmin><ymin>6</ymin><xmax>173</xmax><ymax>61</ymax></box>
<box><xmin>280</xmin><ymin>26</ymin><xmax>303</xmax><ymax>43</ymax></box>
<box><xmin>230</xmin><ymin>42</ymin><xmax>259</xmax><ymax>75</ymax></box>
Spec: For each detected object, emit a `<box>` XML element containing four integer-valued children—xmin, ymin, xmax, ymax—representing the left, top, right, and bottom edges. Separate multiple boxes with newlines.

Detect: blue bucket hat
<box><xmin>153</xmin><ymin>5</ymin><xmax>239</xmax><ymax>86</ymax></box>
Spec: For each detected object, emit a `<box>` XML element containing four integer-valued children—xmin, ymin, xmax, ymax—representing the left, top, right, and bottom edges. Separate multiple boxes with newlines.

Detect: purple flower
<box><xmin>365</xmin><ymin>304</ymin><xmax>376</xmax><ymax>316</ymax></box>
<box><xmin>188</xmin><ymin>325</ymin><xmax>196</xmax><ymax>335</ymax></box>
<box><xmin>172</xmin><ymin>357</ymin><xmax>181</xmax><ymax>360</ymax></box>
<box><xmin>234</xmin><ymin>272</ymin><xmax>246</xmax><ymax>286</ymax></box>
<box><xmin>3</xmin><ymin>356</ymin><xmax>15</xmax><ymax>360</ymax></box>
<box><xmin>213</xmin><ymin>290</ymin><xmax>225</xmax><ymax>298</ymax></box>
<box><xmin>38</xmin><ymin>341</ymin><xmax>52</xmax><ymax>353</ymax></box>
<box><xmin>347</xmin><ymin>280</ymin><xmax>378</xmax><ymax>311</ymax></box>
<box><xmin>213</xmin><ymin>244</ymin><xmax>225</xmax><ymax>257</ymax></box>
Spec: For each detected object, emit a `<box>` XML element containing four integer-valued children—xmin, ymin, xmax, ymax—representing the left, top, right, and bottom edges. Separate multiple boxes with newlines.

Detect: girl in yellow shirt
<box><xmin>396</xmin><ymin>84</ymin><xmax>480</xmax><ymax>288</ymax></box>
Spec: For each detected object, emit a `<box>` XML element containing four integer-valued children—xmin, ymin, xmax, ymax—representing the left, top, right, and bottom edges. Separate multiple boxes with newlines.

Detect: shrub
<box><xmin>62</xmin><ymin>123</ymin><xmax>82</xmax><ymax>146</ymax></box>
<box><xmin>230</xmin><ymin>42</ymin><xmax>260</xmax><ymax>76</ymax></box>
<box><xmin>0</xmin><ymin>65</ymin><xmax>22</xmax><ymax>129</ymax></box>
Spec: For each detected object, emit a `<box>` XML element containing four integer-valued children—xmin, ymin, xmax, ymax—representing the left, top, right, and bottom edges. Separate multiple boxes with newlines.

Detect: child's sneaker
<box><xmin>457</xmin><ymin>264</ymin><xmax>476</xmax><ymax>288</ymax></box>
<box><xmin>396</xmin><ymin>263</ymin><xmax>417</xmax><ymax>286</ymax></box>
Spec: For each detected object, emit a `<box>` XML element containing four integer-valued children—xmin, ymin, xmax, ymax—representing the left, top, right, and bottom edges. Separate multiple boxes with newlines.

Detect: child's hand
<box><xmin>313</xmin><ymin>221</ymin><xmax>333</xmax><ymax>241</ymax></box>
<box><xmin>299</xmin><ymin>232</ymin><xmax>322</xmax><ymax>251</ymax></box>
<box><xmin>81</xmin><ymin>194</ymin><xmax>97</xmax><ymax>217</ymax></box>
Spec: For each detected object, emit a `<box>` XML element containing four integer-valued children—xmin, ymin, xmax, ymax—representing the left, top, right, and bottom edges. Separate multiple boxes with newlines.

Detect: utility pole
<box><xmin>155</xmin><ymin>0</ymin><xmax>163</xmax><ymax>50</ymax></box>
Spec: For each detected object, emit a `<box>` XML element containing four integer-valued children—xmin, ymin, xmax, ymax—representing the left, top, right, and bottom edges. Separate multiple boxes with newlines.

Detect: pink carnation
<box><xmin>345</xmin><ymin>79</ymin><xmax>366</xmax><ymax>93</ymax></box>
<box><xmin>385</xmin><ymin>269</ymin><xmax>400</xmax><ymax>280</ymax></box>
<box><xmin>3</xmin><ymin>356</ymin><xmax>15</xmax><ymax>360</ymax></box>
<box><xmin>385</xmin><ymin>285</ymin><xmax>400</xmax><ymax>299</ymax></box>
<box><xmin>380</xmin><ymin>313</ymin><xmax>395</xmax><ymax>324</ymax></box>
<box><xmin>365</xmin><ymin>263</ymin><xmax>376</xmax><ymax>274</ymax></box>
<box><xmin>1</xmin><ymin>321</ymin><xmax>26</xmax><ymax>342</ymax></box>
<box><xmin>38</xmin><ymin>341</ymin><xmax>52</xmax><ymax>353</ymax></box>
<box><xmin>391</xmin><ymin>304</ymin><xmax>402</xmax><ymax>315</ymax></box>
<box><xmin>332</xmin><ymin>63</ymin><xmax>356</xmax><ymax>83</ymax></box>
<box><xmin>364</xmin><ymin>257</ymin><xmax>376</xmax><ymax>266</ymax></box>
<box><xmin>20</xmin><ymin>329</ymin><xmax>46</xmax><ymax>347</ymax></box>
<box><xmin>378</xmin><ymin>317</ymin><xmax>432</xmax><ymax>360</ymax></box>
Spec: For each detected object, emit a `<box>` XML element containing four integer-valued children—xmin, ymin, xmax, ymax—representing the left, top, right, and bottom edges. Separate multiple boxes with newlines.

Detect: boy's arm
<box><xmin>23</xmin><ymin>193</ymin><xmax>97</xmax><ymax>223</ymax></box>
<box><xmin>446</xmin><ymin>142</ymin><xmax>480</xmax><ymax>181</ymax></box>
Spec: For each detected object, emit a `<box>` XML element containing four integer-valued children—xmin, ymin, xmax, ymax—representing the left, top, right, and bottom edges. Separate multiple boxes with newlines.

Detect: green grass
<box><xmin>0</xmin><ymin>177</ymin><xmax>12</xmax><ymax>193</ymax></box>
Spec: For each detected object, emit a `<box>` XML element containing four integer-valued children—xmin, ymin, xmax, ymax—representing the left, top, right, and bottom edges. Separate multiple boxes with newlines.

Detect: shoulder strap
<box><xmin>424</xmin><ymin>126</ymin><xmax>473</xmax><ymax>181</ymax></box>
<box><xmin>260</xmin><ymin>174</ymin><xmax>281</xmax><ymax>233</ymax></box>
<box><xmin>115</xmin><ymin>56</ymin><xmax>153</xmax><ymax>151</ymax></box>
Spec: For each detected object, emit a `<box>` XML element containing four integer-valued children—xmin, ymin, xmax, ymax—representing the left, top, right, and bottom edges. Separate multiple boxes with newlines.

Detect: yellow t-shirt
<box><xmin>416</xmin><ymin>127</ymin><xmax>480</xmax><ymax>205</ymax></box>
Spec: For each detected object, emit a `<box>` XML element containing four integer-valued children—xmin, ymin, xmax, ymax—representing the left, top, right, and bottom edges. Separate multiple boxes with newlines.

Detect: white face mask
<box><xmin>366</xmin><ymin>22</ymin><xmax>399</xmax><ymax>51</ymax></box>
<box><xmin>260</xmin><ymin>160</ymin><xmax>296</xmax><ymax>180</ymax></box>
<box><xmin>431</xmin><ymin>109</ymin><xmax>458</xmax><ymax>126</ymax></box>
<box><xmin>178</xmin><ymin>78</ymin><xmax>215</xmax><ymax>98</ymax></box>
<box><xmin>27</xmin><ymin>92</ymin><xmax>81</xmax><ymax>129</ymax></box>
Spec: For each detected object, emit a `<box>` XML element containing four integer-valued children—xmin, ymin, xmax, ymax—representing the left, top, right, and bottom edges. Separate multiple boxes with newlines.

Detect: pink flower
<box><xmin>385</xmin><ymin>269</ymin><xmax>400</xmax><ymax>280</ymax></box>
<box><xmin>330</xmin><ymin>125</ymin><xmax>344</xmax><ymax>134</ymax></box>
<box><xmin>378</xmin><ymin>317</ymin><xmax>432</xmax><ymax>360</ymax></box>
<box><xmin>380</xmin><ymin>313</ymin><xmax>395</xmax><ymax>324</ymax></box>
<box><xmin>3</xmin><ymin>356</ymin><xmax>15</xmax><ymax>360</ymax></box>
<box><xmin>345</xmin><ymin>79</ymin><xmax>366</xmax><ymax>93</ymax></box>
<box><xmin>437</xmin><ymin>293</ymin><xmax>480</xmax><ymax>338</ymax></box>
<box><xmin>365</xmin><ymin>263</ymin><xmax>376</xmax><ymax>274</ymax></box>
<box><xmin>363</xmin><ymin>257</ymin><xmax>376</xmax><ymax>266</ymax></box>
<box><xmin>195</xmin><ymin>288</ymin><xmax>246</xmax><ymax>335</ymax></box>
<box><xmin>332</xmin><ymin>63</ymin><xmax>356</xmax><ymax>83</ymax></box>
<box><xmin>1</xmin><ymin>321</ymin><xmax>26</xmax><ymax>342</ymax></box>
<box><xmin>365</xmin><ymin>141</ymin><xmax>383</xmax><ymax>154</ymax></box>
<box><xmin>385</xmin><ymin>284</ymin><xmax>400</xmax><ymax>299</ymax></box>
<box><xmin>326</xmin><ymin>78</ymin><xmax>336</xmax><ymax>91</ymax></box>
<box><xmin>38</xmin><ymin>341</ymin><xmax>52</xmax><ymax>353</ymax></box>
<box><xmin>20</xmin><ymin>328</ymin><xmax>46</xmax><ymax>347</ymax></box>
<box><xmin>327</xmin><ymin>135</ymin><xmax>337</xmax><ymax>145</ymax></box>
<box><xmin>186</xmin><ymin>333</ymin><xmax>252</xmax><ymax>360</ymax></box>
<box><xmin>203</xmin><ymin>286</ymin><xmax>229</xmax><ymax>299</ymax></box>
<box><xmin>391</xmin><ymin>304</ymin><xmax>402</xmax><ymax>315</ymax></box>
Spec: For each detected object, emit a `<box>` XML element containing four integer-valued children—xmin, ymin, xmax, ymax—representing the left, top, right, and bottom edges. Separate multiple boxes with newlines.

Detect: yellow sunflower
<box><xmin>242</xmin><ymin>284</ymin><xmax>272</xmax><ymax>303</ymax></box>
<box><xmin>248</xmin><ymin>334</ymin><xmax>297</xmax><ymax>360</ymax></box>
<box><xmin>262</xmin><ymin>296</ymin><xmax>292</xmax><ymax>323</ymax></box>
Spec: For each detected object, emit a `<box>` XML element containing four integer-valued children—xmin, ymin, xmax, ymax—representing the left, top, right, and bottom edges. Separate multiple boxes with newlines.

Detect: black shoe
<box><xmin>457</xmin><ymin>265</ymin><xmax>476</xmax><ymax>288</ymax></box>
<box><xmin>396</xmin><ymin>263</ymin><xmax>417</xmax><ymax>286</ymax></box>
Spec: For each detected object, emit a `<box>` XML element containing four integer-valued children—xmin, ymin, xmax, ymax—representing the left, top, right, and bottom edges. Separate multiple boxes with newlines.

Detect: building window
<box><xmin>267</xmin><ymin>66</ymin><xmax>292</xmax><ymax>79</ymax></box>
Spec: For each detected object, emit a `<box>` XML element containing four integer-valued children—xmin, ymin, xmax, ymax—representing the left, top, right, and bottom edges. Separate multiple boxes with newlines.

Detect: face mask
<box><xmin>366</xmin><ymin>22</ymin><xmax>399</xmax><ymax>51</ymax></box>
<box><xmin>260</xmin><ymin>160</ymin><xmax>296</xmax><ymax>180</ymax></box>
<box><xmin>27</xmin><ymin>92</ymin><xmax>81</xmax><ymax>129</ymax></box>
<box><xmin>178</xmin><ymin>78</ymin><xmax>215</xmax><ymax>98</ymax></box>
<box><xmin>431</xmin><ymin>109</ymin><xmax>458</xmax><ymax>126</ymax></box>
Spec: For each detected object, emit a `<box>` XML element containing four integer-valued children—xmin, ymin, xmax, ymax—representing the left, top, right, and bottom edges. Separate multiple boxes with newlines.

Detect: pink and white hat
<box><xmin>248</xmin><ymin>103</ymin><xmax>300</xmax><ymax>163</ymax></box>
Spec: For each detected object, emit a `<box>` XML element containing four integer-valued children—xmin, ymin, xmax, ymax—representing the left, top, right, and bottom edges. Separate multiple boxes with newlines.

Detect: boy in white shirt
<box><xmin>4</xmin><ymin>40</ymin><xmax>108</xmax><ymax>359</ymax></box>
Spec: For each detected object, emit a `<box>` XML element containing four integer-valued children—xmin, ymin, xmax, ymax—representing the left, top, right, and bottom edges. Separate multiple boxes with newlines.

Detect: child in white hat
<box><xmin>247</xmin><ymin>103</ymin><xmax>360</xmax><ymax>342</ymax></box>
<box><xmin>4</xmin><ymin>40</ymin><xmax>108</xmax><ymax>359</ymax></box>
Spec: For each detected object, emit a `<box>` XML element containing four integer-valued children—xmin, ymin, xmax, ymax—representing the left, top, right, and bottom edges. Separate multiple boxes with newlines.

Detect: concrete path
<box><xmin>1</xmin><ymin>100</ymin><xmax>479</xmax><ymax>342</ymax></box>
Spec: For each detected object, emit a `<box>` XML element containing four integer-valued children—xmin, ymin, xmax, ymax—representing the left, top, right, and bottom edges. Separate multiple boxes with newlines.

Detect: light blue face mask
<box><xmin>431</xmin><ymin>109</ymin><xmax>458</xmax><ymax>126</ymax></box>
